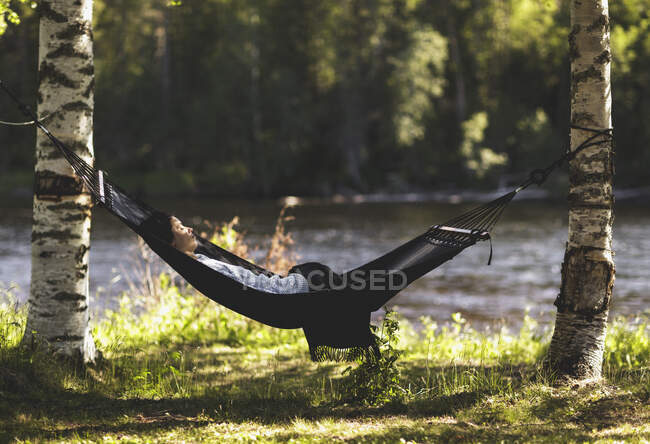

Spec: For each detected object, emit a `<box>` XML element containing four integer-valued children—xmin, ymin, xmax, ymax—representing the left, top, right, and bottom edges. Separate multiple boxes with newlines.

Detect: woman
<box><xmin>149</xmin><ymin>215</ymin><xmax>311</xmax><ymax>294</ymax></box>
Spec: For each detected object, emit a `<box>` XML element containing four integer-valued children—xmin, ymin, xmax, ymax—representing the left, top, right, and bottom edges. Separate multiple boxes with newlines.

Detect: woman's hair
<box><xmin>140</xmin><ymin>212</ymin><xmax>174</xmax><ymax>244</ymax></box>
<box><xmin>288</xmin><ymin>262</ymin><xmax>344</xmax><ymax>289</ymax></box>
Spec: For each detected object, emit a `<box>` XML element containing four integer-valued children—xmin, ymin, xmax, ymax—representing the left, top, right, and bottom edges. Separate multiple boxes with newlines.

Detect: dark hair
<box><xmin>140</xmin><ymin>212</ymin><xmax>174</xmax><ymax>244</ymax></box>
<box><xmin>288</xmin><ymin>262</ymin><xmax>344</xmax><ymax>289</ymax></box>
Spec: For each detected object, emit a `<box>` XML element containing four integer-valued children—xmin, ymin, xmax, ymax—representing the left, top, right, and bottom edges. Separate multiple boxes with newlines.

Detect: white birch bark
<box><xmin>547</xmin><ymin>0</ymin><xmax>614</xmax><ymax>379</ymax></box>
<box><xmin>21</xmin><ymin>0</ymin><xmax>96</xmax><ymax>363</ymax></box>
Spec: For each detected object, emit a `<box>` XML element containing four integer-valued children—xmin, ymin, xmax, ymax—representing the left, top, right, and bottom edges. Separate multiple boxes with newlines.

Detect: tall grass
<box><xmin>0</xmin><ymin>284</ymin><xmax>25</xmax><ymax>352</ymax></box>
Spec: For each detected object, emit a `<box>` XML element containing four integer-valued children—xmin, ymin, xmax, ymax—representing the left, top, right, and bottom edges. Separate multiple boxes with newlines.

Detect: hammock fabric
<box><xmin>0</xmin><ymin>80</ymin><xmax>613</xmax><ymax>361</ymax></box>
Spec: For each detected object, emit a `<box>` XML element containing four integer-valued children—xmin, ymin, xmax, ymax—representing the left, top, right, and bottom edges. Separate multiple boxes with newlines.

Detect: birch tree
<box><xmin>21</xmin><ymin>0</ymin><xmax>96</xmax><ymax>363</ymax></box>
<box><xmin>547</xmin><ymin>0</ymin><xmax>614</xmax><ymax>379</ymax></box>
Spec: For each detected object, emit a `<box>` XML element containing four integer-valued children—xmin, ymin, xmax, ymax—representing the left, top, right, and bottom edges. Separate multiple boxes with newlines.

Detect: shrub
<box><xmin>342</xmin><ymin>309</ymin><xmax>408</xmax><ymax>405</ymax></box>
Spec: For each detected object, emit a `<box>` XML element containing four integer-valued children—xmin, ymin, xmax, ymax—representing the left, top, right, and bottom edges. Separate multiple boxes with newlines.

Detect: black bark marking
<box><xmin>49</xmin><ymin>335</ymin><xmax>84</xmax><ymax>342</ymax></box>
<box><xmin>568</xmin><ymin>188</ymin><xmax>612</xmax><ymax>204</ymax></box>
<box><xmin>594</xmin><ymin>50</ymin><xmax>611</xmax><ymax>65</ymax></box>
<box><xmin>38</xmin><ymin>1</ymin><xmax>68</xmax><ymax>23</ymax></box>
<box><xmin>32</xmin><ymin>230</ymin><xmax>81</xmax><ymax>242</ymax></box>
<box><xmin>83</xmin><ymin>77</ymin><xmax>94</xmax><ymax>98</ymax></box>
<box><xmin>74</xmin><ymin>142</ymin><xmax>93</xmax><ymax>157</ymax></box>
<box><xmin>568</xmin><ymin>146</ymin><xmax>615</xmax><ymax>194</ymax></box>
<box><xmin>34</xmin><ymin>170</ymin><xmax>85</xmax><ymax>197</ymax></box>
<box><xmin>75</xmin><ymin>244</ymin><xmax>89</xmax><ymax>262</ymax></box>
<box><xmin>66</xmin><ymin>140</ymin><xmax>93</xmax><ymax>156</ymax></box>
<box><xmin>47</xmin><ymin>201</ymin><xmax>92</xmax><ymax>212</ymax></box>
<box><xmin>55</xmin><ymin>21</ymin><xmax>92</xmax><ymax>40</ymax></box>
<box><xmin>46</xmin><ymin>43</ymin><xmax>90</xmax><ymax>60</ymax></box>
<box><xmin>78</xmin><ymin>64</ymin><xmax>94</xmax><ymax>76</ymax></box>
<box><xmin>52</xmin><ymin>292</ymin><xmax>86</xmax><ymax>302</ymax></box>
<box><xmin>571</xmin><ymin>112</ymin><xmax>597</xmax><ymax>126</ymax></box>
<box><xmin>38</xmin><ymin>138</ymin><xmax>92</xmax><ymax>158</ymax></box>
<box><xmin>62</xmin><ymin>101</ymin><xmax>92</xmax><ymax>113</ymax></box>
<box><xmin>586</xmin><ymin>14</ymin><xmax>609</xmax><ymax>33</ymax></box>
<box><xmin>37</xmin><ymin>150</ymin><xmax>65</xmax><ymax>162</ymax></box>
<box><xmin>568</xmin><ymin>170</ymin><xmax>613</xmax><ymax>187</ymax></box>
<box><xmin>580</xmin><ymin>149</ymin><xmax>613</xmax><ymax>164</ymax></box>
<box><xmin>568</xmin><ymin>25</ymin><xmax>581</xmax><ymax>62</ymax></box>
<box><xmin>572</xmin><ymin>66</ymin><xmax>603</xmax><ymax>85</ymax></box>
<box><xmin>566</xmin><ymin>199</ymin><xmax>612</xmax><ymax>210</ymax></box>
<box><xmin>39</xmin><ymin>61</ymin><xmax>78</xmax><ymax>89</ymax></box>
<box><xmin>60</xmin><ymin>212</ymin><xmax>88</xmax><ymax>222</ymax></box>
<box><xmin>37</xmin><ymin>312</ymin><xmax>56</xmax><ymax>318</ymax></box>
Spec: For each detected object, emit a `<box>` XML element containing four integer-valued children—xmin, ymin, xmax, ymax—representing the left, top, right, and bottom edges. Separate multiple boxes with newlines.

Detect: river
<box><xmin>1</xmin><ymin>193</ymin><xmax>648</xmax><ymax>328</ymax></box>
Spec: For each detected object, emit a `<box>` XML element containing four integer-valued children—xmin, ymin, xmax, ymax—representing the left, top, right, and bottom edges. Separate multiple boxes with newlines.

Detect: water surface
<box><xmin>1</xmin><ymin>196</ymin><xmax>648</xmax><ymax>328</ymax></box>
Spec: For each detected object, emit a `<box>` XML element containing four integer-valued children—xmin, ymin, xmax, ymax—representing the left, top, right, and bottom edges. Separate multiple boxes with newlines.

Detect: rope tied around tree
<box><xmin>425</xmin><ymin>125</ymin><xmax>613</xmax><ymax>265</ymax></box>
<box><xmin>0</xmin><ymin>110</ymin><xmax>59</xmax><ymax>126</ymax></box>
<box><xmin>516</xmin><ymin>125</ymin><xmax>613</xmax><ymax>191</ymax></box>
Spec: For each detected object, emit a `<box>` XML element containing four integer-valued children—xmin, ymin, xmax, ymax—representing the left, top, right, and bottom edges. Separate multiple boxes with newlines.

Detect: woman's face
<box><xmin>170</xmin><ymin>216</ymin><xmax>197</xmax><ymax>254</ymax></box>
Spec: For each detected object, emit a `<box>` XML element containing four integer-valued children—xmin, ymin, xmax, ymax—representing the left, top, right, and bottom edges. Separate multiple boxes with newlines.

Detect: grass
<box><xmin>2</xmin><ymin>284</ymin><xmax>648</xmax><ymax>444</ymax></box>
<box><xmin>0</xmin><ymin>215</ymin><xmax>649</xmax><ymax>443</ymax></box>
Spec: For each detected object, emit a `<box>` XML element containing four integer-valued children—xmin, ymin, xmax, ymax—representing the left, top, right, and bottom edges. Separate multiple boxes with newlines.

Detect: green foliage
<box><xmin>8</xmin><ymin>0</ymin><xmax>647</xmax><ymax>195</ymax></box>
<box><xmin>460</xmin><ymin>112</ymin><xmax>508</xmax><ymax>180</ymax></box>
<box><xmin>94</xmin><ymin>275</ymin><xmax>305</xmax><ymax>351</ymax></box>
<box><xmin>604</xmin><ymin>315</ymin><xmax>650</xmax><ymax>371</ymax></box>
<box><xmin>414</xmin><ymin>311</ymin><xmax>548</xmax><ymax>365</ymax></box>
<box><xmin>0</xmin><ymin>285</ymin><xmax>24</xmax><ymax>351</ymax></box>
<box><xmin>342</xmin><ymin>309</ymin><xmax>407</xmax><ymax>405</ymax></box>
<box><xmin>392</xmin><ymin>25</ymin><xmax>447</xmax><ymax>146</ymax></box>
<box><xmin>0</xmin><ymin>0</ymin><xmax>34</xmax><ymax>36</ymax></box>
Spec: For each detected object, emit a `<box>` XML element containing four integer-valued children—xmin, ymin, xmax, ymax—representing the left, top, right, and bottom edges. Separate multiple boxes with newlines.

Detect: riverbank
<box><xmin>1</xmin><ymin>278</ymin><xmax>649</xmax><ymax>443</ymax></box>
<box><xmin>4</xmin><ymin>167</ymin><xmax>650</xmax><ymax>205</ymax></box>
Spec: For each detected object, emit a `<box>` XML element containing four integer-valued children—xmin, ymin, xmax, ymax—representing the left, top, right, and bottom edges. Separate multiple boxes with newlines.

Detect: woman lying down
<box><xmin>152</xmin><ymin>215</ymin><xmax>311</xmax><ymax>294</ymax></box>
<box><xmin>143</xmin><ymin>214</ymin><xmax>404</xmax><ymax>295</ymax></box>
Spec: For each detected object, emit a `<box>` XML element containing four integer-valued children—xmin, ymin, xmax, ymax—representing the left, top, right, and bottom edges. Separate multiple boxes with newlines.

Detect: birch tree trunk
<box><xmin>21</xmin><ymin>0</ymin><xmax>96</xmax><ymax>363</ymax></box>
<box><xmin>547</xmin><ymin>0</ymin><xmax>614</xmax><ymax>379</ymax></box>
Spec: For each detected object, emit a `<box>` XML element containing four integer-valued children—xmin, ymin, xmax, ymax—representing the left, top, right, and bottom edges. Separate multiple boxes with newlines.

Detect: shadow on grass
<box><xmin>3</xmin><ymin>391</ymin><xmax>491</xmax><ymax>442</ymax></box>
<box><xmin>1</xmin><ymin>353</ymin><xmax>495</xmax><ymax>442</ymax></box>
<box><xmin>2</xmin><ymin>347</ymin><xmax>648</xmax><ymax>442</ymax></box>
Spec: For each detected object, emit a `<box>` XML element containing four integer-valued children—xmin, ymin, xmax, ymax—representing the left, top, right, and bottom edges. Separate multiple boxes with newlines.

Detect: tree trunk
<box><xmin>547</xmin><ymin>0</ymin><xmax>614</xmax><ymax>380</ymax></box>
<box><xmin>22</xmin><ymin>0</ymin><xmax>96</xmax><ymax>363</ymax></box>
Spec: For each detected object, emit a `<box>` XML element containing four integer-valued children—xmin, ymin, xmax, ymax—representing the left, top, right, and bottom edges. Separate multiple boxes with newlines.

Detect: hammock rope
<box><xmin>0</xmin><ymin>111</ymin><xmax>58</xmax><ymax>126</ymax></box>
<box><xmin>0</xmin><ymin>79</ymin><xmax>614</xmax><ymax>361</ymax></box>
<box><xmin>423</xmin><ymin>125</ymin><xmax>612</xmax><ymax>263</ymax></box>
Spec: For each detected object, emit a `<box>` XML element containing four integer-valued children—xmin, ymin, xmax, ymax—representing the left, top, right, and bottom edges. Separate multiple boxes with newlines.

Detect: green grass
<box><xmin>1</xmin><ymin>276</ymin><xmax>649</xmax><ymax>443</ymax></box>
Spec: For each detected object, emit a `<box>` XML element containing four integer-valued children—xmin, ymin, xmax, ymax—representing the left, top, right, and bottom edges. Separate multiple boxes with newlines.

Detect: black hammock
<box><xmin>0</xmin><ymin>81</ymin><xmax>613</xmax><ymax>361</ymax></box>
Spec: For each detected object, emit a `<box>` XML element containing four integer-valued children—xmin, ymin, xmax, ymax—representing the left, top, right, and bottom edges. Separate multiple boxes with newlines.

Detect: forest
<box><xmin>1</xmin><ymin>0</ymin><xmax>648</xmax><ymax>198</ymax></box>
